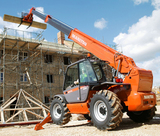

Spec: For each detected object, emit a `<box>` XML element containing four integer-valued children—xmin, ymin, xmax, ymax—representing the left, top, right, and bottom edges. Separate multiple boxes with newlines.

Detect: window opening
<box><xmin>20</xmin><ymin>73</ymin><xmax>27</xmax><ymax>82</ymax></box>
<box><xmin>0</xmin><ymin>50</ymin><xmax>3</xmax><ymax>58</ymax></box>
<box><xmin>0</xmin><ymin>97</ymin><xmax>3</xmax><ymax>105</ymax></box>
<box><xmin>47</xmin><ymin>75</ymin><xmax>53</xmax><ymax>83</ymax></box>
<box><xmin>19</xmin><ymin>52</ymin><xmax>28</xmax><ymax>61</ymax></box>
<box><xmin>44</xmin><ymin>54</ymin><xmax>53</xmax><ymax>63</ymax></box>
<box><xmin>45</xmin><ymin>96</ymin><xmax>50</xmax><ymax>106</ymax></box>
<box><xmin>24</xmin><ymin>52</ymin><xmax>28</xmax><ymax>60</ymax></box>
<box><xmin>0</xmin><ymin>72</ymin><xmax>3</xmax><ymax>82</ymax></box>
<box><xmin>64</xmin><ymin>57</ymin><xmax>70</xmax><ymax>65</ymax></box>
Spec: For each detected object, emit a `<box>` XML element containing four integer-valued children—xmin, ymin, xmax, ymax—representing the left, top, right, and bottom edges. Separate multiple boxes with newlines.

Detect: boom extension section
<box><xmin>26</xmin><ymin>7</ymin><xmax>73</xmax><ymax>35</ymax></box>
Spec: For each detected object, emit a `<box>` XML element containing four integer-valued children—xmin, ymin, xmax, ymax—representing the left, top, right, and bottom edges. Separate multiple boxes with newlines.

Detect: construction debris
<box><xmin>71</xmin><ymin>114</ymin><xmax>86</xmax><ymax>121</ymax></box>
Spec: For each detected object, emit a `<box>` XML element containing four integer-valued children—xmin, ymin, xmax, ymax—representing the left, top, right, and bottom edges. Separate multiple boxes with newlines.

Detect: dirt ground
<box><xmin>0</xmin><ymin>106</ymin><xmax>160</xmax><ymax>136</ymax></box>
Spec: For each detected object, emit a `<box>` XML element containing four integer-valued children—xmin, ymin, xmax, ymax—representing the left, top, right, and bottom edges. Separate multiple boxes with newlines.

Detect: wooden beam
<box><xmin>2</xmin><ymin>97</ymin><xmax>17</xmax><ymax>110</ymax></box>
<box><xmin>33</xmin><ymin>43</ymin><xmax>41</xmax><ymax>50</ymax></box>
<box><xmin>23</xmin><ymin>89</ymin><xmax>49</xmax><ymax>110</ymax></box>
<box><xmin>2</xmin><ymin>107</ymin><xmax>42</xmax><ymax>111</ymax></box>
<box><xmin>11</xmin><ymin>40</ymin><xmax>18</xmax><ymax>50</ymax></box>
<box><xmin>30</xmin><ymin>52</ymin><xmax>37</xmax><ymax>57</ymax></box>
<box><xmin>42</xmin><ymin>108</ymin><xmax>47</xmax><ymax>117</ymax></box>
<box><xmin>0</xmin><ymin>120</ymin><xmax>43</xmax><ymax>126</ymax></box>
<box><xmin>3</xmin><ymin>14</ymin><xmax>47</xmax><ymax>30</ymax></box>
<box><xmin>20</xmin><ymin>41</ymin><xmax>28</xmax><ymax>49</ymax></box>
<box><xmin>14</xmin><ymin>89</ymin><xmax>22</xmax><ymax>109</ymax></box>
<box><xmin>23</xmin><ymin>110</ymin><xmax>28</xmax><ymax>121</ymax></box>
<box><xmin>32</xmin><ymin>52</ymin><xmax>40</xmax><ymax>59</ymax></box>
<box><xmin>1</xmin><ymin>110</ymin><xmax>5</xmax><ymax>124</ymax></box>
<box><xmin>25</xmin><ymin>96</ymin><xmax>49</xmax><ymax>112</ymax></box>
<box><xmin>21</xmin><ymin>91</ymin><xmax>32</xmax><ymax>108</ymax></box>
<box><xmin>25</xmin><ymin>96</ymin><xmax>44</xmax><ymax>108</ymax></box>
<box><xmin>6</xmin><ymin>110</ymin><xmax>23</xmax><ymax>123</ymax></box>
<box><xmin>25</xmin><ymin>70</ymin><xmax>32</xmax><ymax>85</ymax></box>
<box><xmin>1</xmin><ymin>90</ymin><xmax>20</xmax><ymax>107</ymax></box>
<box><xmin>25</xmin><ymin>110</ymin><xmax>44</xmax><ymax>119</ymax></box>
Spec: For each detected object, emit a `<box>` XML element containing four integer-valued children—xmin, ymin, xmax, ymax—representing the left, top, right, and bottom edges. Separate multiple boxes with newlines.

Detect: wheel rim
<box><xmin>94</xmin><ymin>100</ymin><xmax>107</xmax><ymax>122</ymax></box>
<box><xmin>53</xmin><ymin>103</ymin><xmax>62</xmax><ymax>119</ymax></box>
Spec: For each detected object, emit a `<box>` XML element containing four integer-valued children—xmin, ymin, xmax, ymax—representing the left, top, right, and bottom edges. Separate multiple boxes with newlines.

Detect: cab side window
<box><xmin>92</xmin><ymin>64</ymin><xmax>103</xmax><ymax>81</ymax></box>
<box><xmin>64</xmin><ymin>64</ymin><xmax>78</xmax><ymax>90</ymax></box>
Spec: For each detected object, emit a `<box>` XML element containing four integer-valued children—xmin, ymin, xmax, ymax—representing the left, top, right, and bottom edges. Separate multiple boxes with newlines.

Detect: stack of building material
<box><xmin>3</xmin><ymin>14</ymin><xmax>47</xmax><ymax>29</ymax></box>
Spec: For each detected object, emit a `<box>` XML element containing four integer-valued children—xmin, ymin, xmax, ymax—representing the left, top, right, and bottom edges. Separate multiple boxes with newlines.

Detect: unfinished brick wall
<box><xmin>0</xmin><ymin>45</ymin><xmax>81</xmax><ymax>107</ymax></box>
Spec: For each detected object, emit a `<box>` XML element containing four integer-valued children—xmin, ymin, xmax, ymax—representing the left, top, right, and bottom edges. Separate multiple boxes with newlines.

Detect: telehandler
<box><xmin>14</xmin><ymin>8</ymin><xmax>157</xmax><ymax>130</ymax></box>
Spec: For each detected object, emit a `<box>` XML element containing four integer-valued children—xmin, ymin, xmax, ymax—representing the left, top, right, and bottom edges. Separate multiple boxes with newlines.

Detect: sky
<box><xmin>0</xmin><ymin>0</ymin><xmax>160</xmax><ymax>87</ymax></box>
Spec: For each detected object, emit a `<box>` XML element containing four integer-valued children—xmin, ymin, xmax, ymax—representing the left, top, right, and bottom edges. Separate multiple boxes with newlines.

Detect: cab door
<box><xmin>63</xmin><ymin>60</ymin><xmax>97</xmax><ymax>103</ymax></box>
<box><xmin>63</xmin><ymin>63</ymin><xmax>80</xmax><ymax>103</ymax></box>
<box><xmin>79</xmin><ymin>60</ymin><xmax>97</xmax><ymax>101</ymax></box>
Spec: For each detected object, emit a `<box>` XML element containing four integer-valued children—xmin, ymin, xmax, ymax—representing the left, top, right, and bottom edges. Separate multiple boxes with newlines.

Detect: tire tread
<box><xmin>89</xmin><ymin>90</ymin><xmax>123</xmax><ymax>130</ymax></box>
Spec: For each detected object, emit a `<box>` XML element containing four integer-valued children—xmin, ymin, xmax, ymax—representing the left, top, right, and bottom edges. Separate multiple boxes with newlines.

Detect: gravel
<box><xmin>0</xmin><ymin>106</ymin><xmax>160</xmax><ymax>136</ymax></box>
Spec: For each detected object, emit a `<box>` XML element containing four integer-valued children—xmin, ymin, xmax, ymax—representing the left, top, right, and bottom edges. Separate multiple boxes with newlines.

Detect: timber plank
<box><xmin>3</xmin><ymin>14</ymin><xmax>47</xmax><ymax>30</ymax></box>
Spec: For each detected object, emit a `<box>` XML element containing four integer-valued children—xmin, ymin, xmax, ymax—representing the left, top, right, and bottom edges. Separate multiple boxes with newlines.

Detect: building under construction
<box><xmin>0</xmin><ymin>27</ymin><xmax>89</xmax><ymax>107</ymax></box>
<box><xmin>0</xmin><ymin>27</ymin><xmax>113</xmax><ymax>125</ymax></box>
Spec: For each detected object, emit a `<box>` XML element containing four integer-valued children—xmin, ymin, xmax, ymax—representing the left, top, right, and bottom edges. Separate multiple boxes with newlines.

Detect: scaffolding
<box><xmin>0</xmin><ymin>27</ymin><xmax>86</xmax><ymax>107</ymax></box>
<box><xmin>0</xmin><ymin>27</ymin><xmax>114</xmax><ymax>125</ymax></box>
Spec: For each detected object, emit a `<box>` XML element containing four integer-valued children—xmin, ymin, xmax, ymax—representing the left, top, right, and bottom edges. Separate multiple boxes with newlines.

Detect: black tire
<box><xmin>50</xmin><ymin>97</ymin><xmax>71</xmax><ymax>125</ymax></box>
<box><xmin>89</xmin><ymin>90</ymin><xmax>123</xmax><ymax>130</ymax></box>
<box><xmin>127</xmin><ymin>106</ymin><xmax>156</xmax><ymax>123</ymax></box>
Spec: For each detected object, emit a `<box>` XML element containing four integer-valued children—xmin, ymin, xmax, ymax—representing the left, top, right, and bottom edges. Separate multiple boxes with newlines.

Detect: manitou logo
<box><xmin>144</xmin><ymin>95</ymin><xmax>154</xmax><ymax>99</ymax></box>
<box><xmin>80</xmin><ymin>86</ymin><xmax>89</xmax><ymax>90</ymax></box>
<box><xmin>72</xmin><ymin>34</ymin><xmax>87</xmax><ymax>46</ymax></box>
<box><xmin>67</xmin><ymin>90</ymin><xmax>73</xmax><ymax>94</ymax></box>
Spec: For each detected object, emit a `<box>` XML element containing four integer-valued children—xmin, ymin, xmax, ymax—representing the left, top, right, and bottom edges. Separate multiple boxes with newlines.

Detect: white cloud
<box><xmin>94</xmin><ymin>18</ymin><xmax>107</xmax><ymax>30</ymax></box>
<box><xmin>113</xmin><ymin>9</ymin><xmax>160</xmax><ymax>86</ymax></box>
<box><xmin>137</xmin><ymin>57</ymin><xmax>160</xmax><ymax>86</ymax></box>
<box><xmin>133</xmin><ymin>0</ymin><xmax>160</xmax><ymax>9</ymax></box>
<box><xmin>133</xmin><ymin>0</ymin><xmax>149</xmax><ymax>5</ymax></box>
<box><xmin>151</xmin><ymin>0</ymin><xmax>160</xmax><ymax>9</ymax></box>
<box><xmin>114</xmin><ymin>9</ymin><xmax>160</xmax><ymax>62</ymax></box>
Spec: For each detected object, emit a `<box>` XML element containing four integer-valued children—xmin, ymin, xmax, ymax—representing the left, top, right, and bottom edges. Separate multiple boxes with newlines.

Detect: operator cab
<box><xmin>64</xmin><ymin>58</ymin><xmax>106</xmax><ymax>90</ymax></box>
<box><xmin>63</xmin><ymin>58</ymin><xmax>107</xmax><ymax>103</ymax></box>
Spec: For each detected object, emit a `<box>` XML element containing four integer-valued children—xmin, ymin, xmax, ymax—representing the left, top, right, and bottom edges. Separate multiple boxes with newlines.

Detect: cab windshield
<box><xmin>79</xmin><ymin>60</ymin><xmax>97</xmax><ymax>83</ymax></box>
